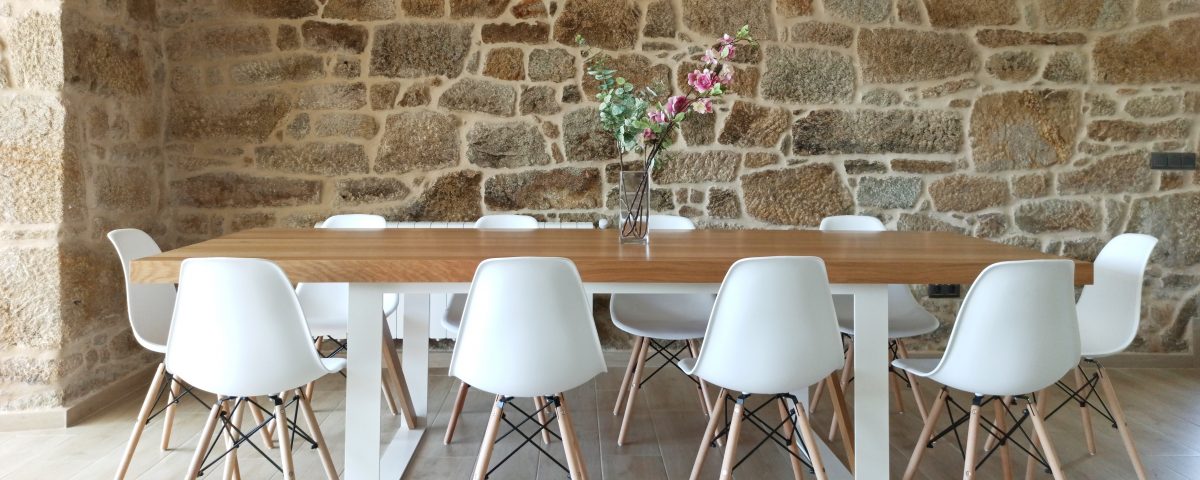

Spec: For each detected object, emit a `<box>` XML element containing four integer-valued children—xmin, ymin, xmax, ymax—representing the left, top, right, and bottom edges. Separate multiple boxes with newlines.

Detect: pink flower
<box><xmin>718</xmin><ymin>66</ymin><xmax>734</xmax><ymax>84</ymax></box>
<box><xmin>665</xmin><ymin>95</ymin><xmax>688</xmax><ymax>116</ymax></box>
<box><xmin>702</xmin><ymin>48</ymin><xmax>720</xmax><ymax>65</ymax></box>
<box><xmin>720</xmin><ymin>33</ymin><xmax>735</xmax><ymax>45</ymax></box>
<box><xmin>720</xmin><ymin>43</ymin><xmax>736</xmax><ymax>59</ymax></box>
<box><xmin>691</xmin><ymin>98</ymin><xmax>713</xmax><ymax>114</ymax></box>
<box><xmin>647</xmin><ymin>108</ymin><xmax>668</xmax><ymax>124</ymax></box>
<box><xmin>642</xmin><ymin>128</ymin><xmax>656</xmax><ymax>140</ymax></box>
<box><xmin>687</xmin><ymin>69</ymin><xmax>717</xmax><ymax>93</ymax></box>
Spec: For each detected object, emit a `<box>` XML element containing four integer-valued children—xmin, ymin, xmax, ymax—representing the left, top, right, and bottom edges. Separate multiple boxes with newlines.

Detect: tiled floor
<box><xmin>3</xmin><ymin>355</ymin><xmax>1199</xmax><ymax>479</ymax></box>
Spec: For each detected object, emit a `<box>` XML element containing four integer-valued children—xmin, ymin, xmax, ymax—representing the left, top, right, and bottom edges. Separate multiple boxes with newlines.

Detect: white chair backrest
<box><xmin>691</xmin><ymin>257</ymin><xmax>844</xmax><ymax>394</ymax></box>
<box><xmin>474</xmin><ymin>214</ymin><xmax>538</xmax><ymax>229</ymax></box>
<box><xmin>107</xmin><ymin>229</ymin><xmax>176</xmax><ymax>352</ymax></box>
<box><xmin>930</xmin><ymin>260</ymin><xmax>1080</xmax><ymax>396</ymax></box>
<box><xmin>647</xmin><ymin>214</ymin><xmax>696</xmax><ymax>230</ymax></box>
<box><xmin>449</xmin><ymin>257</ymin><xmax>606</xmax><ymax>397</ymax></box>
<box><xmin>819</xmin><ymin>215</ymin><xmax>885</xmax><ymax>231</ymax></box>
<box><xmin>1076</xmin><ymin>233</ymin><xmax>1158</xmax><ymax>356</ymax></box>
<box><xmin>167</xmin><ymin>258</ymin><xmax>330</xmax><ymax>397</ymax></box>
<box><xmin>323</xmin><ymin>214</ymin><xmax>386</xmax><ymax>229</ymax></box>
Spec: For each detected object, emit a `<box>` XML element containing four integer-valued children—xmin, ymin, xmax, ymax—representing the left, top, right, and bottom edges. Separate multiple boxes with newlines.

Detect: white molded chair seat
<box><xmin>610</xmin><ymin>293</ymin><xmax>713</xmax><ymax>340</ymax></box>
<box><xmin>298</xmin><ymin>214</ymin><xmax>398</xmax><ymax>338</ymax></box>
<box><xmin>1078</xmin><ymin>233</ymin><xmax>1159</xmax><ymax>358</ymax></box>
<box><xmin>441</xmin><ymin>214</ymin><xmax>539</xmax><ymax>337</ymax></box>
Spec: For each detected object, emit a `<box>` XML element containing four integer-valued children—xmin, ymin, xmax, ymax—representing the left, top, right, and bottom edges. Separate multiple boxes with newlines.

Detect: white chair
<box><xmin>109</xmin><ymin>229</ymin><xmax>207</xmax><ymax>479</ymax></box>
<box><xmin>449</xmin><ymin>257</ymin><xmax>606</xmax><ymax>480</ymax></box>
<box><xmin>1045</xmin><ymin>233</ymin><xmax>1158</xmax><ymax>479</ymax></box>
<box><xmin>610</xmin><ymin>215</ymin><xmax>717</xmax><ymax>446</ymax></box>
<box><xmin>894</xmin><ymin>260</ymin><xmax>1081</xmax><ymax>480</ymax></box>
<box><xmin>168</xmin><ymin>258</ymin><xmax>340</xmax><ymax>479</ymax></box>
<box><xmin>439</xmin><ymin>214</ymin><xmax>539</xmax><ymax>444</ymax></box>
<box><xmin>685</xmin><ymin>257</ymin><xmax>854</xmax><ymax>480</ymax></box>
<box><xmin>812</xmin><ymin>215</ymin><xmax>940</xmax><ymax>439</ymax></box>
<box><xmin>295</xmin><ymin>214</ymin><xmax>415</xmax><ymax>425</ymax></box>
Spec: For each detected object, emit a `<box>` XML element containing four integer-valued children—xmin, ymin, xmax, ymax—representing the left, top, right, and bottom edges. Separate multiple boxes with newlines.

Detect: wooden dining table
<box><xmin>132</xmin><ymin>227</ymin><xmax>1093</xmax><ymax>479</ymax></box>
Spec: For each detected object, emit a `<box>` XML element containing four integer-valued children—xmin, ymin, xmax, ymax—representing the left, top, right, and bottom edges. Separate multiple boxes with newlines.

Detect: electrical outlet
<box><xmin>928</xmin><ymin>284</ymin><xmax>961</xmax><ymax>298</ymax></box>
<box><xmin>1150</xmin><ymin>152</ymin><xmax>1197</xmax><ymax>170</ymax></box>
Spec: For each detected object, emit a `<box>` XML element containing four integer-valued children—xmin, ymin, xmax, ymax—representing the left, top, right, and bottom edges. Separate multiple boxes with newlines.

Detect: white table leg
<box><xmin>402</xmin><ymin>293</ymin><xmax>430</xmax><ymax>417</ymax></box>
<box><xmin>851</xmin><ymin>284</ymin><xmax>889</xmax><ymax>479</ymax></box>
<box><xmin>346</xmin><ymin>283</ymin><xmax>385</xmax><ymax>479</ymax></box>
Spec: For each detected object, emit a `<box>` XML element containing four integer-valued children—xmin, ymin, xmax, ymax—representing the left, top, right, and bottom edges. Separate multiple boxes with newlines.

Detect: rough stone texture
<box><xmin>924</xmin><ymin>0</ymin><xmax>1020</xmax><ymax>27</ymax></box>
<box><xmin>1094</xmin><ymin>18</ymin><xmax>1200</xmax><ymax>84</ymax></box>
<box><xmin>450</xmin><ymin>0</ymin><xmax>508</xmax><ymax>18</ymax></box>
<box><xmin>899</xmin><ymin>212</ymin><xmax>968</xmax><ymax>233</ymax></box>
<box><xmin>742</xmin><ymin>165</ymin><xmax>853</xmax><ymax>226</ymax></box>
<box><xmin>167</xmin><ymin>92</ymin><xmax>289</xmax><ymax>142</ymax></box>
<box><xmin>404</xmin><ymin>0</ymin><xmax>444</xmax><ymax>17</ymax></box>
<box><xmin>166</xmin><ymin>25</ymin><xmax>272</xmax><ymax>61</ymax></box>
<box><xmin>825</xmin><ymin>0</ymin><xmax>890</xmax><ymax>23</ymax></box>
<box><xmin>761</xmin><ymin>46</ymin><xmax>854</xmax><ymax>104</ymax></box>
<box><xmin>789</xmin><ymin>22</ymin><xmax>854</xmax><ymax>48</ymax></box>
<box><xmin>467</xmin><ymin>121</ymin><xmax>551</xmax><ymax>168</ymax></box>
<box><xmin>482</xmin><ymin>22</ymin><xmax>550</xmax><ymax>44</ymax></box>
<box><xmin>172</xmin><ymin>173</ymin><xmax>321</xmax><ymax>208</ymax></box>
<box><xmin>301</xmin><ymin>21</ymin><xmax>368</xmax><ymax>54</ymax></box>
<box><xmin>438</xmin><ymin>78</ymin><xmax>517</xmax><ymax>116</ymax></box>
<box><xmin>644</xmin><ymin>0</ymin><xmax>677</xmax><ymax>38</ymax></box>
<box><xmin>976</xmin><ymin>29</ymin><xmax>1089</xmax><ymax>47</ymax></box>
<box><xmin>857</xmin><ymin>176</ymin><xmax>923</xmax><ymax>209</ymax></box>
<box><xmin>511</xmin><ymin>0</ymin><xmax>547</xmax><ymax>19</ymax></box>
<box><xmin>370</xmin><ymin>23</ymin><xmax>472</xmax><ymax>78</ymax></box>
<box><xmin>654</xmin><ymin>151</ymin><xmax>739</xmax><ymax>184</ymax></box>
<box><xmin>891</xmin><ymin>158</ymin><xmax>956</xmax><ymax>174</ymax></box>
<box><xmin>1039</xmin><ymin>0</ymin><xmax>1134</xmax><ymax>30</ymax></box>
<box><xmin>335</xmin><ymin>178</ymin><xmax>410</xmax><ymax>206</ymax></box>
<box><xmin>1128</xmin><ymin>192</ymin><xmax>1200</xmax><ymax>268</ymax></box>
<box><xmin>718</xmin><ymin>101</ymin><xmax>789</xmax><ymax>148</ymax></box>
<box><xmin>844</xmin><ymin>159</ymin><xmax>887</xmax><ymax>175</ymax></box>
<box><xmin>553</xmin><ymin>0</ymin><xmax>640</xmax><ymax>50</ymax></box>
<box><xmin>256</xmin><ymin>143</ymin><xmax>369</xmax><ymax>175</ymax></box>
<box><xmin>793</xmin><ymin>110</ymin><xmax>963</xmax><ymax>155</ymax></box>
<box><xmin>483</xmin><ymin>48</ymin><xmax>525</xmax><ymax>81</ymax></box>
<box><xmin>294</xmin><ymin>82</ymin><xmax>367</xmax><ymax>109</ymax></box>
<box><xmin>929</xmin><ymin>175</ymin><xmax>1011</xmax><ymax>212</ymax></box>
<box><xmin>312</xmin><ymin>113</ymin><xmax>378</xmax><ymax>139</ymax></box>
<box><xmin>677</xmin><ymin>61</ymin><xmax>758</xmax><ymax>98</ymax></box>
<box><xmin>1042</xmin><ymin>51</ymin><xmax>1086</xmax><ymax>83</ymax></box>
<box><xmin>582</xmin><ymin>54</ymin><xmax>671</xmax><ymax>99</ymax></box>
<box><xmin>986</xmin><ymin>51</ymin><xmax>1039</xmax><ymax>82</ymax></box>
<box><xmin>485</xmin><ymin>168</ymin><xmax>603</xmax><ymax>210</ymax></box>
<box><xmin>527</xmin><ymin>48</ymin><xmax>575</xmax><ymax>83</ymax></box>
<box><xmin>562</xmin><ymin>107</ymin><xmax>619</xmax><ymax>162</ymax></box>
<box><xmin>376</xmin><ymin>111</ymin><xmax>461</xmax><ymax>173</ymax></box>
<box><xmin>858</xmin><ymin>29</ymin><xmax>979</xmax><ymax>83</ymax></box>
<box><xmin>681</xmin><ymin>113</ymin><xmax>716</xmax><ymax>146</ymax></box>
<box><xmin>1058</xmin><ymin>152</ymin><xmax>1151</xmax><ymax>194</ymax></box>
<box><xmin>970</xmin><ymin>90</ymin><xmax>1082</xmax><ymax>172</ymax></box>
<box><xmin>777</xmin><ymin>0</ymin><xmax>815</xmax><ymax>16</ymax></box>
<box><xmin>402</xmin><ymin>170</ymin><xmax>483</xmax><ymax>221</ymax></box>
<box><xmin>707</xmin><ymin>188</ymin><xmax>741</xmax><ymax>218</ymax></box>
<box><xmin>519</xmin><ymin>85</ymin><xmax>561</xmax><ymax>115</ymax></box>
<box><xmin>229</xmin><ymin>55</ymin><xmax>325</xmax><ymax>85</ymax></box>
<box><xmin>862</xmin><ymin>89</ymin><xmax>902</xmax><ymax>107</ymax></box>
<box><xmin>1125</xmin><ymin>96</ymin><xmax>1178</xmax><ymax>118</ymax></box>
<box><xmin>1015</xmin><ymin>199</ymin><xmax>1101</xmax><ymax>233</ymax></box>
<box><xmin>1012</xmin><ymin>172</ymin><xmax>1050</xmax><ymax>198</ymax></box>
<box><xmin>681</xmin><ymin>0</ymin><xmax>776</xmax><ymax>40</ymax></box>
<box><xmin>1087</xmin><ymin>119</ymin><xmax>1192</xmax><ymax>142</ymax></box>
<box><xmin>324</xmin><ymin>0</ymin><xmax>395</xmax><ymax>20</ymax></box>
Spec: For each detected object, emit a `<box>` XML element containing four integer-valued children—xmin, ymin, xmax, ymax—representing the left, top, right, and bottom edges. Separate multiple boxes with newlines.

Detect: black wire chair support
<box><xmin>1044</xmin><ymin>359</ymin><xmax>1118</xmax><ymax>428</ymax></box>
<box><xmin>142</xmin><ymin>372</ymin><xmax>211</xmax><ymax>426</ymax></box>
<box><xmin>922</xmin><ymin>393</ymin><xmax>1054</xmax><ymax>474</ymax></box>
<box><xmin>637</xmin><ymin>339</ymin><xmax>704</xmax><ymax>390</ymax></box>
<box><xmin>485</xmin><ymin>395</ymin><xmax>569</xmax><ymax>478</ymax></box>
<box><xmin>195</xmin><ymin>393</ymin><xmax>320</xmax><ymax>477</ymax></box>
<box><xmin>705</xmin><ymin>392</ymin><xmax>817</xmax><ymax>474</ymax></box>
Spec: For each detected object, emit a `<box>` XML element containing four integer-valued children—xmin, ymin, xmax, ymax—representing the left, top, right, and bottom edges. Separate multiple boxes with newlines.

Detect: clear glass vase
<box><xmin>617</xmin><ymin>169</ymin><xmax>650</xmax><ymax>245</ymax></box>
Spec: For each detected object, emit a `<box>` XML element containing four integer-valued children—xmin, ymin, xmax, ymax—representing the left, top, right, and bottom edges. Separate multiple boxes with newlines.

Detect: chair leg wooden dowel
<box><xmin>1024</xmin><ymin>390</ymin><xmax>1048</xmax><ymax>480</ymax></box>
<box><xmin>187</xmin><ymin>400</ymin><xmax>224</xmax><ymax>480</ymax></box>
<box><xmin>444</xmin><ymin>381</ymin><xmax>470</xmax><ymax>444</ymax></box>
<box><xmin>777</xmin><ymin>398</ymin><xmax>806</xmax><ymax>480</ymax></box>
<box><xmin>613</xmin><ymin>337</ymin><xmax>644</xmax><ymax>416</ymax></box>
<box><xmin>963</xmin><ymin>398</ymin><xmax>983</xmax><ymax>479</ymax></box>
<box><xmin>248</xmin><ymin>400</ymin><xmax>275</xmax><ymax>449</ymax></box>
<box><xmin>275</xmin><ymin>398</ymin><xmax>296</xmax><ymax>480</ymax></box>
<box><xmin>534</xmin><ymin>396</ymin><xmax>553</xmax><ymax>445</ymax></box>
<box><xmin>381</xmin><ymin>321</ymin><xmax>417</xmax><ymax>429</ymax></box>
<box><xmin>896</xmin><ymin>340</ymin><xmax>929</xmax><ymax>421</ymax></box>
<box><xmin>471</xmin><ymin>397</ymin><xmax>505</xmax><ymax>480</ymax></box>
<box><xmin>1098</xmin><ymin>365</ymin><xmax>1148</xmax><ymax>480</ymax></box>
<box><xmin>223</xmin><ymin>399</ymin><xmax>244</xmax><ymax>480</ymax></box>
<box><xmin>1027</xmin><ymin>400</ymin><xmax>1066</xmax><ymax>480</ymax></box>
<box><xmin>827</xmin><ymin>372</ymin><xmax>855</xmax><ymax>468</ymax></box>
<box><xmin>890</xmin><ymin>368</ymin><xmax>906</xmax><ymax>415</ymax></box>
<box><xmin>904</xmin><ymin>388</ymin><xmax>949</xmax><ymax>480</ymax></box>
<box><xmin>161</xmin><ymin>377</ymin><xmax>181</xmax><ymax>451</ymax></box>
<box><xmin>690</xmin><ymin>389</ymin><xmax>726</xmax><ymax>480</ymax></box>
<box><xmin>829</xmin><ymin>345</ymin><xmax>854</xmax><ymax>440</ymax></box>
<box><xmin>809</xmin><ymin>374</ymin><xmax>827</xmax><ymax>415</ymax></box>
<box><xmin>1075</xmin><ymin>367</ymin><xmax>1097</xmax><ymax>456</ymax></box>
<box><xmin>116</xmin><ymin>362</ymin><xmax>166</xmax><ymax>480</ymax></box>
<box><xmin>794</xmin><ymin>399</ymin><xmax>828</xmax><ymax>480</ymax></box>
<box><xmin>556</xmin><ymin>394</ymin><xmax>588</xmax><ymax>480</ymax></box>
<box><xmin>617</xmin><ymin>338</ymin><xmax>650</xmax><ymax>446</ymax></box>
<box><xmin>297</xmin><ymin>389</ymin><xmax>339</xmax><ymax>480</ymax></box>
<box><xmin>993</xmin><ymin>396</ymin><xmax>1014</xmax><ymax>480</ymax></box>
<box><xmin>718</xmin><ymin>398</ymin><xmax>746</xmax><ymax>480</ymax></box>
<box><xmin>687</xmin><ymin>340</ymin><xmax>715</xmax><ymax>417</ymax></box>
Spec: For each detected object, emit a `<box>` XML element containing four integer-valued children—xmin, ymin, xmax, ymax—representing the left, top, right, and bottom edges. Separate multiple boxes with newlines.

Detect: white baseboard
<box><xmin>0</xmin><ymin>363</ymin><xmax>158</xmax><ymax>432</ymax></box>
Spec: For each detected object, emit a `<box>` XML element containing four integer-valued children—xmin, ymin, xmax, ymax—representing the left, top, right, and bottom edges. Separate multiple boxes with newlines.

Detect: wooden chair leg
<box><xmin>794</xmin><ymin>399</ymin><xmax>828</xmax><ymax>480</ymax></box>
<box><xmin>777</xmin><ymin>397</ymin><xmax>806</xmax><ymax>480</ymax></box>
<box><xmin>382</xmin><ymin>321</ymin><xmax>417</xmax><ymax>429</ymax></box>
<box><xmin>826</xmin><ymin>372</ymin><xmax>855</xmax><ymax>468</ymax></box>
<box><xmin>690</xmin><ymin>388</ymin><xmax>726</xmax><ymax>480</ymax></box>
<box><xmin>896</xmin><ymin>340</ymin><xmax>929</xmax><ymax>421</ymax></box>
<box><xmin>1024</xmin><ymin>389</ymin><xmax>1047</xmax><ymax>480</ymax></box>
<box><xmin>993</xmin><ymin>396</ymin><xmax>1014</xmax><ymax>480</ymax></box>
<box><xmin>719</xmin><ymin>397</ymin><xmax>746</xmax><ymax>480</ymax></box>
<box><xmin>116</xmin><ymin>362</ymin><xmax>166</xmax><ymax>480</ymax></box>
<box><xmin>160</xmin><ymin>377</ymin><xmax>182</xmax><ymax>451</ymax></box>
<box><xmin>963</xmin><ymin>397</ymin><xmax>983</xmax><ymax>479</ymax></box>
<box><xmin>904</xmin><ymin>388</ymin><xmax>949</xmax><ymax>480</ymax></box>
<box><xmin>1027</xmin><ymin>399</ymin><xmax>1066</xmax><ymax>480</ymax></box>
<box><xmin>223</xmin><ymin>399</ymin><xmax>245</xmax><ymax>480</ymax></box>
<box><xmin>890</xmin><ymin>368</ymin><xmax>906</xmax><ymax>414</ymax></box>
<box><xmin>809</xmin><ymin>374</ymin><xmax>827</xmax><ymax>415</ymax></box>
<box><xmin>444</xmin><ymin>381</ymin><xmax>470</xmax><ymax>444</ymax></box>
<box><xmin>248</xmin><ymin>399</ymin><xmax>276</xmax><ymax>449</ymax></box>
<box><xmin>187</xmin><ymin>399</ymin><xmax>224</xmax><ymax>480</ymax></box>
<box><xmin>1075</xmin><ymin>367</ymin><xmax>1097</xmax><ymax>456</ymax></box>
<box><xmin>687</xmin><ymin>339</ymin><xmax>715</xmax><ymax>417</ymax></box>
<box><xmin>556</xmin><ymin>394</ymin><xmax>588</xmax><ymax>480</ymax></box>
<box><xmin>297</xmin><ymin>388</ymin><xmax>338</xmax><ymax>480</ymax></box>
<box><xmin>1098</xmin><ymin>365</ymin><xmax>1148</xmax><ymax>480</ymax></box>
<box><xmin>559</xmin><ymin>394</ymin><xmax>588</xmax><ymax>479</ymax></box>
<box><xmin>381</xmin><ymin>369</ymin><xmax>400</xmax><ymax>416</ymax></box>
<box><xmin>305</xmin><ymin>338</ymin><xmax>322</xmax><ymax>402</ymax></box>
<box><xmin>613</xmin><ymin>336</ymin><xmax>645</xmax><ymax>416</ymax></box>
<box><xmin>829</xmin><ymin>345</ymin><xmax>854</xmax><ymax>440</ymax></box>
<box><xmin>983</xmin><ymin>395</ymin><xmax>1011</xmax><ymax>452</ymax></box>
<box><xmin>275</xmin><ymin>397</ymin><xmax>296</xmax><ymax>480</ymax></box>
<box><xmin>471</xmin><ymin>396</ymin><xmax>505</xmax><ymax>480</ymax></box>
<box><xmin>534</xmin><ymin>396</ymin><xmax>553</xmax><ymax>445</ymax></box>
<box><xmin>617</xmin><ymin>338</ymin><xmax>651</xmax><ymax>446</ymax></box>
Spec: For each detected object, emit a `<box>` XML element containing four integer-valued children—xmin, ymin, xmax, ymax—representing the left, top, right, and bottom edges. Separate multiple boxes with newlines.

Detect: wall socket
<box><xmin>1150</xmin><ymin>152</ymin><xmax>1197</xmax><ymax>170</ymax></box>
<box><xmin>927</xmin><ymin>284</ymin><xmax>961</xmax><ymax>298</ymax></box>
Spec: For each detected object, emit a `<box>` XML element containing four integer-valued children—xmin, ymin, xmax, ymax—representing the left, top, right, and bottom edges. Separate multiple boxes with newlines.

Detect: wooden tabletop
<box><xmin>131</xmin><ymin>228</ymin><xmax>1092</xmax><ymax>285</ymax></box>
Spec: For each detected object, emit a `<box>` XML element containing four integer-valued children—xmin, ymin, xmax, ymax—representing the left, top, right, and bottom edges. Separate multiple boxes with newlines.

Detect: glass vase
<box><xmin>617</xmin><ymin>169</ymin><xmax>651</xmax><ymax>245</ymax></box>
